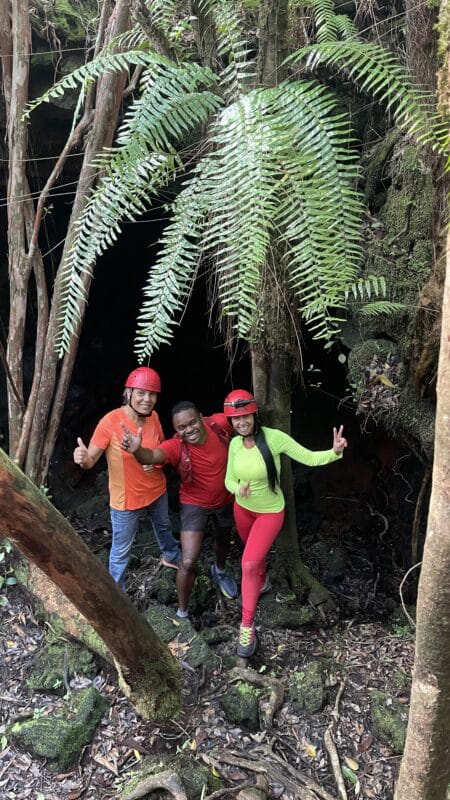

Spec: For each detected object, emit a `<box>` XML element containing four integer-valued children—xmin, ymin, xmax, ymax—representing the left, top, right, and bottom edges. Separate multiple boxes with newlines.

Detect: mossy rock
<box><xmin>370</xmin><ymin>689</ymin><xmax>408</xmax><ymax>753</ymax></box>
<box><xmin>260</xmin><ymin>595</ymin><xmax>315</xmax><ymax>630</ymax></box>
<box><xmin>220</xmin><ymin>681</ymin><xmax>261</xmax><ymax>731</ymax></box>
<box><xmin>288</xmin><ymin>661</ymin><xmax>326</xmax><ymax>714</ymax></box>
<box><xmin>26</xmin><ymin>639</ymin><xmax>97</xmax><ymax>694</ymax></box>
<box><xmin>145</xmin><ymin>604</ymin><xmax>218</xmax><ymax>670</ymax></box>
<box><xmin>120</xmin><ymin>752</ymin><xmax>222</xmax><ymax>800</ymax></box>
<box><xmin>202</xmin><ymin>626</ymin><xmax>233</xmax><ymax>645</ymax></box>
<box><xmin>9</xmin><ymin>687</ymin><xmax>108</xmax><ymax>772</ymax></box>
<box><xmin>150</xmin><ymin>568</ymin><xmax>178</xmax><ymax>605</ymax></box>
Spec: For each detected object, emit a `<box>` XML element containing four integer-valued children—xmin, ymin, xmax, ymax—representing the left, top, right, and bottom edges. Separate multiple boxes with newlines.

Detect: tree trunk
<box><xmin>395</xmin><ymin>24</ymin><xmax>450</xmax><ymax>783</ymax></box>
<box><xmin>394</xmin><ymin>244</ymin><xmax>450</xmax><ymax>800</ymax></box>
<box><xmin>3</xmin><ymin>0</ymin><xmax>32</xmax><ymax>453</ymax></box>
<box><xmin>0</xmin><ymin>448</ymin><xmax>181</xmax><ymax>720</ymax></box>
<box><xmin>25</xmin><ymin>0</ymin><xmax>131</xmax><ymax>485</ymax></box>
<box><xmin>252</xmin><ymin>1</ymin><xmax>332</xmax><ymax>607</ymax></box>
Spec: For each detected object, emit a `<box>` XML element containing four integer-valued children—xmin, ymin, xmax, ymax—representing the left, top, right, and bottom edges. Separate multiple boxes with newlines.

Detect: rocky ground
<box><xmin>0</xmin><ymin>512</ymin><xmax>414</xmax><ymax>800</ymax></box>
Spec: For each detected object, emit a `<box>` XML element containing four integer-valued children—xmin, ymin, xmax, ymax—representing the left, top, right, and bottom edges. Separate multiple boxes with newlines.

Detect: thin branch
<box><xmin>0</xmin><ymin>339</ymin><xmax>26</xmax><ymax>415</ymax></box>
<box><xmin>323</xmin><ymin>680</ymin><xmax>347</xmax><ymax>800</ymax></box>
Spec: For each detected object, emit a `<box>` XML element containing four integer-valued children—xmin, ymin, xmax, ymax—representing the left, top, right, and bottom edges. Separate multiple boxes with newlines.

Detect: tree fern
<box><xmin>133</xmin><ymin>82</ymin><xmax>364</xmax><ymax>353</ymax></box>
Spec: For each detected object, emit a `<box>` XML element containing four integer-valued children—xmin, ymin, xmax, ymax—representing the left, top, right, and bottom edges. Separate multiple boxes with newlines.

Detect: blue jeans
<box><xmin>109</xmin><ymin>492</ymin><xmax>180</xmax><ymax>587</ymax></box>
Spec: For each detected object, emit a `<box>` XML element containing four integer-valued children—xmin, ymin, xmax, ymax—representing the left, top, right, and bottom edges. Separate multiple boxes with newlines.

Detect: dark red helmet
<box><xmin>223</xmin><ymin>389</ymin><xmax>258</xmax><ymax>416</ymax></box>
<box><xmin>125</xmin><ymin>367</ymin><xmax>161</xmax><ymax>393</ymax></box>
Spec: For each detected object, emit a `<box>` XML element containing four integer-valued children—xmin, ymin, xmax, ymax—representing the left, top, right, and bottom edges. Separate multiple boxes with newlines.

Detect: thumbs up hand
<box><xmin>74</xmin><ymin>437</ymin><xmax>89</xmax><ymax>467</ymax></box>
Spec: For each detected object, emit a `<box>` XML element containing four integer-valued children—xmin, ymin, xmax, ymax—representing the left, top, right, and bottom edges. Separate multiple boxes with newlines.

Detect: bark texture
<box><xmin>394</xmin><ymin>239</ymin><xmax>450</xmax><ymax>797</ymax></box>
<box><xmin>0</xmin><ymin>448</ymin><xmax>181</xmax><ymax>720</ymax></box>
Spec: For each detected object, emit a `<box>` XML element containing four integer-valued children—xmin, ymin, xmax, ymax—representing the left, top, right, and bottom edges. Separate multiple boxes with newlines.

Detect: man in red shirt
<box><xmin>121</xmin><ymin>401</ymin><xmax>238</xmax><ymax>616</ymax></box>
<box><xmin>73</xmin><ymin>368</ymin><xmax>180</xmax><ymax>588</ymax></box>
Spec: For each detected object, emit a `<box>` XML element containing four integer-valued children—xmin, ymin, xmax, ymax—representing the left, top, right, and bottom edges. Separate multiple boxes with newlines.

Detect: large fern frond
<box><xmin>134</xmin><ymin>178</ymin><xmax>206</xmax><ymax>360</ymax></box>
<box><xmin>55</xmin><ymin>62</ymin><xmax>220</xmax><ymax>356</ymax></box>
<box><xmin>288</xmin><ymin>41</ymin><xmax>443</xmax><ymax>149</ymax></box>
<box><xmin>25</xmin><ymin>48</ymin><xmax>168</xmax><ymax>117</ymax></box>
<box><xmin>200</xmin><ymin>93</ymin><xmax>282</xmax><ymax>335</ymax></box>
<box><xmin>271</xmin><ymin>81</ymin><xmax>363</xmax><ymax>339</ymax></box>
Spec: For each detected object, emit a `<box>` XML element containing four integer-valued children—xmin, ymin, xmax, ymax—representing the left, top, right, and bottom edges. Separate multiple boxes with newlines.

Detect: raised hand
<box><xmin>120</xmin><ymin>421</ymin><xmax>142</xmax><ymax>453</ymax></box>
<box><xmin>333</xmin><ymin>425</ymin><xmax>347</xmax><ymax>454</ymax></box>
<box><xmin>73</xmin><ymin>437</ymin><xmax>88</xmax><ymax>466</ymax></box>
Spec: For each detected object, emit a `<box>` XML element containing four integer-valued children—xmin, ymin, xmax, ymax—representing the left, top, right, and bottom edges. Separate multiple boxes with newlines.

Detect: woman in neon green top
<box><xmin>223</xmin><ymin>389</ymin><xmax>347</xmax><ymax>657</ymax></box>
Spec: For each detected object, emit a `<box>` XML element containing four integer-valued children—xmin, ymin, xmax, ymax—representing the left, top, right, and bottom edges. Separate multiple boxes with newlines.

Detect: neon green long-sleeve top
<box><xmin>225</xmin><ymin>426</ymin><xmax>342</xmax><ymax>514</ymax></box>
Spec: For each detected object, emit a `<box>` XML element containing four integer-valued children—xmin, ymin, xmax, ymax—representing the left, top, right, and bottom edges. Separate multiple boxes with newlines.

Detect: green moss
<box><xmin>370</xmin><ymin>690</ymin><xmax>408</xmax><ymax>753</ymax></box>
<box><xmin>118</xmin><ymin>651</ymin><xmax>182</xmax><ymax>720</ymax></box>
<box><xmin>9</xmin><ymin>688</ymin><xmax>107</xmax><ymax>772</ymax></box>
<box><xmin>220</xmin><ymin>681</ymin><xmax>261</xmax><ymax>731</ymax></box>
<box><xmin>261</xmin><ymin>594</ymin><xmax>315</xmax><ymax>629</ymax></box>
<box><xmin>26</xmin><ymin>640</ymin><xmax>97</xmax><ymax>694</ymax></box>
<box><xmin>288</xmin><ymin>662</ymin><xmax>326</xmax><ymax>713</ymax></box>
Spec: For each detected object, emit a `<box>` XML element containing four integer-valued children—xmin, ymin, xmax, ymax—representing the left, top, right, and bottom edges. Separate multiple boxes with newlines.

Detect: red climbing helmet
<box><xmin>223</xmin><ymin>389</ymin><xmax>258</xmax><ymax>416</ymax></box>
<box><xmin>125</xmin><ymin>367</ymin><xmax>161</xmax><ymax>393</ymax></box>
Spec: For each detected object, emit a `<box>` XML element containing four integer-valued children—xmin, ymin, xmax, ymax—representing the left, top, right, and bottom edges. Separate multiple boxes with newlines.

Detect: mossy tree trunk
<box><xmin>395</xmin><ymin>23</ymin><xmax>450</xmax><ymax>794</ymax></box>
<box><xmin>251</xmin><ymin>0</ymin><xmax>332</xmax><ymax>606</ymax></box>
<box><xmin>0</xmin><ymin>448</ymin><xmax>181</xmax><ymax>720</ymax></box>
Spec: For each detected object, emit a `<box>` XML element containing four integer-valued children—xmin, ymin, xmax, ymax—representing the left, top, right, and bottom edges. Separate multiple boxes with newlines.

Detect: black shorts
<box><xmin>180</xmin><ymin>502</ymin><xmax>234</xmax><ymax>532</ymax></box>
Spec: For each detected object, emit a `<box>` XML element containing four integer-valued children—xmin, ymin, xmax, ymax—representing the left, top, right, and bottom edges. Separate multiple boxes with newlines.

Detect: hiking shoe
<box><xmin>260</xmin><ymin>576</ymin><xmax>272</xmax><ymax>596</ymax></box>
<box><xmin>161</xmin><ymin>556</ymin><xmax>180</xmax><ymax>570</ymax></box>
<box><xmin>210</xmin><ymin>564</ymin><xmax>238</xmax><ymax>599</ymax></box>
<box><xmin>237</xmin><ymin>624</ymin><xmax>257</xmax><ymax>658</ymax></box>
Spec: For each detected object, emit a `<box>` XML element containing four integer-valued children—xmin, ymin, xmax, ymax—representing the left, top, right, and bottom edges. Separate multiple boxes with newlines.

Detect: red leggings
<box><xmin>233</xmin><ymin>503</ymin><xmax>285</xmax><ymax>626</ymax></box>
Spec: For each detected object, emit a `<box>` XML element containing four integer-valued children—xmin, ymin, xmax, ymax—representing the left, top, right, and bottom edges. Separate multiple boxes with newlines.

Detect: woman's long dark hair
<box><xmin>253</xmin><ymin>417</ymin><xmax>279</xmax><ymax>493</ymax></box>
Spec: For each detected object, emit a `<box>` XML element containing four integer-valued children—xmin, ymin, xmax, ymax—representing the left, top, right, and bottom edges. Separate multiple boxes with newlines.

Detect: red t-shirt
<box><xmin>159</xmin><ymin>414</ymin><xmax>232</xmax><ymax>508</ymax></box>
<box><xmin>91</xmin><ymin>407</ymin><xmax>166</xmax><ymax>511</ymax></box>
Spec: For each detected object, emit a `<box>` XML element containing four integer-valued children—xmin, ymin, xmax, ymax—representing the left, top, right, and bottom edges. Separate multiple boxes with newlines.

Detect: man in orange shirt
<box><xmin>73</xmin><ymin>368</ymin><xmax>180</xmax><ymax>588</ymax></box>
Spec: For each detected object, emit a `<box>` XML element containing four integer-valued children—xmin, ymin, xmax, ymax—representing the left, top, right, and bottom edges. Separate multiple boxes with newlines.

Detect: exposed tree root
<box><xmin>120</xmin><ymin>769</ymin><xmax>187</xmax><ymax>800</ymax></box>
<box><xmin>229</xmin><ymin>667</ymin><xmax>284</xmax><ymax>727</ymax></box>
<box><xmin>202</xmin><ymin>746</ymin><xmax>337</xmax><ymax>800</ymax></box>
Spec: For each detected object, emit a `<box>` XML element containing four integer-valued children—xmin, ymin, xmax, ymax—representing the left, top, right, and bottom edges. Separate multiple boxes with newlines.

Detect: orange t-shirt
<box><xmin>91</xmin><ymin>407</ymin><xmax>166</xmax><ymax>511</ymax></box>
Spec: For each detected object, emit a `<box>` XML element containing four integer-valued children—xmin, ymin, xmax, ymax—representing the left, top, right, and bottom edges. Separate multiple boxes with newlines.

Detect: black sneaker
<box><xmin>236</xmin><ymin>624</ymin><xmax>257</xmax><ymax>657</ymax></box>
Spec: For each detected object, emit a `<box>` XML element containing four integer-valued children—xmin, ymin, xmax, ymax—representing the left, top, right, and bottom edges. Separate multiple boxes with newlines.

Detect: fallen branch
<box><xmin>120</xmin><ymin>768</ymin><xmax>187</xmax><ymax>800</ymax></box>
<box><xmin>323</xmin><ymin>680</ymin><xmax>347</xmax><ymax>800</ymax></box>
<box><xmin>229</xmin><ymin>666</ymin><xmax>284</xmax><ymax>727</ymax></box>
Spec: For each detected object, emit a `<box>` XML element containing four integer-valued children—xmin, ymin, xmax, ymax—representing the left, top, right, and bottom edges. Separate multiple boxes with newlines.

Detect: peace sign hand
<box><xmin>333</xmin><ymin>425</ymin><xmax>347</xmax><ymax>454</ymax></box>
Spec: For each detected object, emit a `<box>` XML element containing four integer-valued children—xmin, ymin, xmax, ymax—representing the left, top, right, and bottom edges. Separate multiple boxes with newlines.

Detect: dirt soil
<box><xmin>0</xmin><ymin>530</ymin><xmax>414</xmax><ymax>800</ymax></box>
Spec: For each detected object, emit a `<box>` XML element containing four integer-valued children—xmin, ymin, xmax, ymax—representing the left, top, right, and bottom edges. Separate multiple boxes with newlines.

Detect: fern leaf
<box><xmin>134</xmin><ymin>180</ymin><xmax>206</xmax><ymax>360</ymax></box>
<box><xmin>288</xmin><ymin>41</ymin><xmax>443</xmax><ymax>150</ymax></box>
